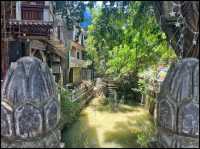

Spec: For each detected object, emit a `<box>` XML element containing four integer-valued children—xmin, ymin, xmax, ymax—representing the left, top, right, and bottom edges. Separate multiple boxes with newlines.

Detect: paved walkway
<box><xmin>62</xmin><ymin>96</ymin><xmax>155</xmax><ymax>148</ymax></box>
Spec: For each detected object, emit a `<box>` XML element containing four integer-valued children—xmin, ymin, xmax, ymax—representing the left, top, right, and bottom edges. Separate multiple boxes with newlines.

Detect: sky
<box><xmin>83</xmin><ymin>1</ymin><xmax>103</xmax><ymax>8</ymax></box>
<box><xmin>96</xmin><ymin>1</ymin><xmax>103</xmax><ymax>7</ymax></box>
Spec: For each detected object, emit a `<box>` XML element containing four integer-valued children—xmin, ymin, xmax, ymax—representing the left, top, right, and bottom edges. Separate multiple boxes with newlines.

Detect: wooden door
<box><xmin>69</xmin><ymin>68</ymin><xmax>73</xmax><ymax>83</ymax></box>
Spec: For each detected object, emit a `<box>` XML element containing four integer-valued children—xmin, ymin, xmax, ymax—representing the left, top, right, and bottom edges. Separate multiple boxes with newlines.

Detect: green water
<box><xmin>62</xmin><ymin>97</ymin><xmax>155</xmax><ymax>148</ymax></box>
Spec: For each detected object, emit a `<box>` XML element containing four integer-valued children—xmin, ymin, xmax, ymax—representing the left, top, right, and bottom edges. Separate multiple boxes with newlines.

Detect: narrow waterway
<box><xmin>62</xmin><ymin>96</ymin><xmax>155</xmax><ymax>148</ymax></box>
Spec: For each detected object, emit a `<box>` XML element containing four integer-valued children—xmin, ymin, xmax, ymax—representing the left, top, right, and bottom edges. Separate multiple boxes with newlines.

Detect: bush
<box><xmin>138</xmin><ymin>68</ymin><xmax>157</xmax><ymax>114</ymax></box>
<box><xmin>117</xmin><ymin>72</ymin><xmax>140</xmax><ymax>102</ymax></box>
<box><xmin>58</xmin><ymin>86</ymin><xmax>81</xmax><ymax>129</ymax></box>
<box><xmin>136</xmin><ymin>118</ymin><xmax>156</xmax><ymax>148</ymax></box>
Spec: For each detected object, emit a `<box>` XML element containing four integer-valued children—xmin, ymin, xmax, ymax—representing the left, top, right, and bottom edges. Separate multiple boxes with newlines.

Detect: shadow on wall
<box><xmin>62</xmin><ymin>113</ymin><xmax>100</xmax><ymax>148</ymax></box>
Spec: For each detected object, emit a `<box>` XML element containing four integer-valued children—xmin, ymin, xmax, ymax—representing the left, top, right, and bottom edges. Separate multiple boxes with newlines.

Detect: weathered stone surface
<box><xmin>176</xmin><ymin>135</ymin><xmax>199</xmax><ymax>148</ymax></box>
<box><xmin>45</xmin><ymin>99</ymin><xmax>60</xmax><ymax>131</ymax></box>
<box><xmin>153</xmin><ymin>1</ymin><xmax>199</xmax><ymax>58</ymax></box>
<box><xmin>157</xmin><ymin>58</ymin><xmax>199</xmax><ymax>148</ymax></box>
<box><xmin>1</xmin><ymin>56</ymin><xmax>61</xmax><ymax>148</ymax></box>
<box><xmin>15</xmin><ymin>104</ymin><xmax>42</xmax><ymax>138</ymax></box>
<box><xmin>1</xmin><ymin>57</ymin><xmax>57</xmax><ymax>107</ymax></box>
<box><xmin>158</xmin><ymin>128</ymin><xmax>199</xmax><ymax>148</ymax></box>
<box><xmin>158</xmin><ymin>99</ymin><xmax>175</xmax><ymax>131</ymax></box>
<box><xmin>1</xmin><ymin>104</ymin><xmax>13</xmax><ymax>138</ymax></box>
<box><xmin>178</xmin><ymin>102</ymin><xmax>199</xmax><ymax>136</ymax></box>
<box><xmin>157</xmin><ymin>128</ymin><xmax>176</xmax><ymax>148</ymax></box>
<box><xmin>1</xmin><ymin>128</ymin><xmax>61</xmax><ymax>148</ymax></box>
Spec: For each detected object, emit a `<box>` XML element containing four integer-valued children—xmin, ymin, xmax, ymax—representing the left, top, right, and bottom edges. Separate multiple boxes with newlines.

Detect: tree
<box><xmin>86</xmin><ymin>1</ymin><xmax>176</xmax><ymax>78</ymax></box>
<box><xmin>55</xmin><ymin>1</ymin><xmax>86</xmax><ymax>30</ymax></box>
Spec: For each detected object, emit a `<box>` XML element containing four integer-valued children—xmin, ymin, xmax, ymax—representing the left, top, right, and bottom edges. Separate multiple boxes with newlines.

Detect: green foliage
<box><xmin>86</xmin><ymin>1</ymin><xmax>176</xmax><ymax>78</ymax></box>
<box><xmin>59</xmin><ymin>86</ymin><xmax>81</xmax><ymax>128</ymax></box>
<box><xmin>106</xmin><ymin>44</ymin><xmax>136</xmax><ymax>77</ymax></box>
<box><xmin>138</xmin><ymin>67</ymin><xmax>156</xmax><ymax>94</ymax></box>
<box><xmin>136</xmin><ymin>117</ymin><xmax>156</xmax><ymax>148</ymax></box>
<box><xmin>55</xmin><ymin>1</ymin><xmax>86</xmax><ymax>29</ymax></box>
<box><xmin>117</xmin><ymin>72</ymin><xmax>140</xmax><ymax>101</ymax></box>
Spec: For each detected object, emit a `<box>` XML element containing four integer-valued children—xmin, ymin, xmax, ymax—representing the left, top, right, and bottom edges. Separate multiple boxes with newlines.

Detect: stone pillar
<box><xmin>1</xmin><ymin>57</ymin><xmax>61</xmax><ymax>148</ymax></box>
<box><xmin>156</xmin><ymin>58</ymin><xmax>199</xmax><ymax>148</ymax></box>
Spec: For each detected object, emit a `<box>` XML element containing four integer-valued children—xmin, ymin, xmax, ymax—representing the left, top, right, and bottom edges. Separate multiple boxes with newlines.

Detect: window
<box><xmin>57</xmin><ymin>26</ymin><xmax>61</xmax><ymax>40</ymax></box>
<box><xmin>77</xmin><ymin>51</ymin><xmax>80</xmax><ymax>59</ymax></box>
<box><xmin>81</xmin><ymin>34</ymin><xmax>84</xmax><ymax>46</ymax></box>
<box><xmin>82</xmin><ymin>51</ymin><xmax>87</xmax><ymax>60</ymax></box>
<box><xmin>22</xmin><ymin>7</ymin><xmax>43</xmax><ymax>20</ymax></box>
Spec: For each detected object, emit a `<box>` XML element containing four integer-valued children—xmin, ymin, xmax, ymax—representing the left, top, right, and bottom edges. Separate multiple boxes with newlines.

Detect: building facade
<box><xmin>1</xmin><ymin>1</ymin><xmax>52</xmax><ymax>78</ymax></box>
<box><xmin>1</xmin><ymin>1</ymin><xmax>93</xmax><ymax>85</ymax></box>
<box><xmin>68</xmin><ymin>26</ymin><xmax>93</xmax><ymax>84</ymax></box>
<box><xmin>1</xmin><ymin>1</ymin><xmax>68</xmax><ymax>85</ymax></box>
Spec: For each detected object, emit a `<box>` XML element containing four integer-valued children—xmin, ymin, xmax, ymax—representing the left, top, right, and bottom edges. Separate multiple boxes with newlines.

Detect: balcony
<box><xmin>7</xmin><ymin>19</ymin><xmax>53</xmax><ymax>37</ymax></box>
<box><xmin>45</xmin><ymin>38</ymin><xmax>67</xmax><ymax>59</ymax></box>
<box><xmin>21</xmin><ymin>1</ymin><xmax>45</xmax><ymax>8</ymax></box>
<box><xmin>70</xmin><ymin>56</ymin><xmax>92</xmax><ymax>68</ymax></box>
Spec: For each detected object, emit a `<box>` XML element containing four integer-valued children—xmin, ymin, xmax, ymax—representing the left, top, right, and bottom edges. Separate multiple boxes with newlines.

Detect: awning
<box><xmin>41</xmin><ymin>39</ymin><xmax>68</xmax><ymax>59</ymax></box>
<box><xmin>71</xmin><ymin>41</ymin><xmax>85</xmax><ymax>50</ymax></box>
<box><xmin>30</xmin><ymin>40</ymin><xmax>46</xmax><ymax>51</ymax></box>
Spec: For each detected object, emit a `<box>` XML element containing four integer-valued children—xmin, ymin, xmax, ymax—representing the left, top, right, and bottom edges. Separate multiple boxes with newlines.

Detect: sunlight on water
<box><xmin>63</xmin><ymin>97</ymin><xmax>155</xmax><ymax>148</ymax></box>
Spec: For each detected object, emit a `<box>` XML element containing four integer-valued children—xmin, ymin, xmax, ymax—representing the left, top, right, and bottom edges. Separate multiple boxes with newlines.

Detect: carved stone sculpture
<box><xmin>157</xmin><ymin>58</ymin><xmax>199</xmax><ymax>148</ymax></box>
<box><xmin>1</xmin><ymin>56</ymin><xmax>61</xmax><ymax>148</ymax></box>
